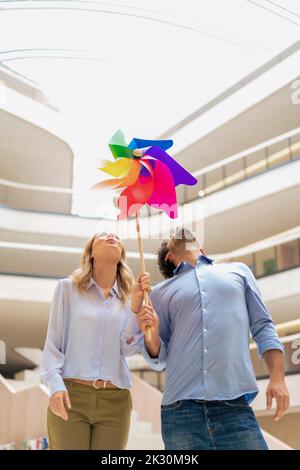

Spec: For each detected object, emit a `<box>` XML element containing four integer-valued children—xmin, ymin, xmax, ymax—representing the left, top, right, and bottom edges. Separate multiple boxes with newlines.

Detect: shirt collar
<box><xmin>87</xmin><ymin>278</ymin><xmax>121</xmax><ymax>298</ymax></box>
<box><xmin>173</xmin><ymin>254</ymin><xmax>214</xmax><ymax>276</ymax></box>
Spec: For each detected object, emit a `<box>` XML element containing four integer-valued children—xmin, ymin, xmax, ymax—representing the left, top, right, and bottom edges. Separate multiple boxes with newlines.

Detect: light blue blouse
<box><xmin>41</xmin><ymin>277</ymin><xmax>143</xmax><ymax>396</ymax></box>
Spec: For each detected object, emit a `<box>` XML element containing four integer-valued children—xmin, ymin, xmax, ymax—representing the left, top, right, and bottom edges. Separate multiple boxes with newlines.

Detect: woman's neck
<box><xmin>92</xmin><ymin>259</ymin><xmax>117</xmax><ymax>290</ymax></box>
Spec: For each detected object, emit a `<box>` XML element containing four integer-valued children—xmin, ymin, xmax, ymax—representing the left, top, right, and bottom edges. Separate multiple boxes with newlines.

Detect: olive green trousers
<box><xmin>47</xmin><ymin>380</ymin><xmax>132</xmax><ymax>450</ymax></box>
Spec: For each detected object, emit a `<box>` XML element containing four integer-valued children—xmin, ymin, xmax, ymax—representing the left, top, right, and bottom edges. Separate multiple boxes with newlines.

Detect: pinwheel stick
<box><xmin>135</xmin><ymin>211</ymin><xmax>152</xmax><ymax>342</ymax></box>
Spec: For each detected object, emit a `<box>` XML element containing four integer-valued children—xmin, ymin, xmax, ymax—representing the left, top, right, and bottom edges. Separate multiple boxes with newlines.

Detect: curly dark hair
<box><xmin>157</xmin><ymin>240</ymin><xmax>176</xmax><ymax>279</ymax></box>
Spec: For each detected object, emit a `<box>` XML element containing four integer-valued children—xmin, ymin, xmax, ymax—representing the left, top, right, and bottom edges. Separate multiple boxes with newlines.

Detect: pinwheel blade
<box><xmin>145</xmin><ymin>146</ymin><xmax>197</xmax><ymax>187</ymax></box>
<box><xmin>98</xmin><ymin>158</ymin><xmax>131</xmax><ymax>177</ymax></box>
<box><xmin>92</xmin><ymin>159</ymin><xmax>141</xmax><ymax>191</ymax></box>
<box><xmin>90</xmin><ymin>178</ymin><xmax>121</xmax><ymax>191</ymax></box>
<box><xmin>114</xmin><ymin>159</ymin><xmax>141</xmax><ymax>188</ymax></box>
<box><xmin>143</xmin><ymin>158</ymin><xmax>178</xmax><ymax>219</ymax></box>
<box><xmin>128</xmin><ymin>137</ymin><xmax>173</xmax><ymax>152</ymax></box>
<box><xmin>108</xmin><ymin>144</ymin><xmax>133</xmax><ymax>160</ymax></box>
<box><xmin>108</xmin><ymin>129</ymin><xmax>128</xmax><ymax>147</ymax></box>
<box><xmin>118</xmin><ymin>173</ymin><xmax>154</xmax><ymax>219</ymax></box>
<box><xmin>108</xmin><ymin>129</ymin><xmax>134</xmax><ymax>160</ymax></box>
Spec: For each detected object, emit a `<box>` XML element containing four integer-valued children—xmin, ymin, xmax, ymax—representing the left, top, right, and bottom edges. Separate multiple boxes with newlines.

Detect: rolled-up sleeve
<box><xmin>242</xmin><ymin>264</ymin><xmax>284</xmax><ymax>358</ymax></box>
<box><xmin>141</xmin><ymin>338</ymin><xmax>167</xmax><ymax>371</ymax></box>
<box><xmin>120</xmin><ymin>309</ymin><xmax>144</xmax><ymax>357</ymax></box>
<box><xmin>41</xmin><ymin>281</ymin><xmax>67</xmax><ymax>396</ymax></box>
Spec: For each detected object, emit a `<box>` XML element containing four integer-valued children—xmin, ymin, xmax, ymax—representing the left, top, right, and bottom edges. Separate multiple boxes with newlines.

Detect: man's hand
<box><xmin>263</xmin><ymin>349</ymin><xmax>290</xmax><ymax>421</ymax></box>
<box><xmin>266</xmin><ymin>379</ymin><xmax>290</xmax><ymax>421</ymax></box>
<box><xmin>137</xmin><ymin>302</ymin><xmax>160</xmax><ymax>358</ymax></box>
<box><xmin>131</xmin><ymin>272</ymin><xmax>151</xmax><ymax>313</ymax></box>
<box><xmin>50</xmin><ymin>391</ymin><xmax>72</xmax><ymax>421</ymax></box>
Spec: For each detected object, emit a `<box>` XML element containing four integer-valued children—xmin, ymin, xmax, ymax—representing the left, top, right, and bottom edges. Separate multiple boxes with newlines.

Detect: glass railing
<box><xmin>222</xmin><ymin>237</ymin><xmax>300</xmax><ymax>279</ymax></box>
<box><xmin>133</xmin><ymin>370</ymin><xmax>164</xmax><ymax>392</ymax></box>
<box><xmin>180</xmin><ymin>130</ymin><xmax>300</xmax><ymax>204</ymax></box>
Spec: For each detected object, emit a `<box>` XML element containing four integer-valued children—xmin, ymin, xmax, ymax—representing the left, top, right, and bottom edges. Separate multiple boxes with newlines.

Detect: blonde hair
<box><xmin>70</xmin><ymin>233</ymin><xmax>134</xmax><ymax>303</ymax></box>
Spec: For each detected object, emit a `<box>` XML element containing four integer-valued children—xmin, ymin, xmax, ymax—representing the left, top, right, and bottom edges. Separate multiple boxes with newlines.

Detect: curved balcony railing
<box><xmin>0</xmin><ymin>178</ymin><xmax>73</xmax><ymax>214</ymax></box>
<box><xmin>178</xmin><ymin>127</ymin><xmax>300</xmax><ymax>204</ymax></box>
<box><xmin>221</xmin><ymin>236</ymin><xmax>300</xmax><ymax>279</ymax></box>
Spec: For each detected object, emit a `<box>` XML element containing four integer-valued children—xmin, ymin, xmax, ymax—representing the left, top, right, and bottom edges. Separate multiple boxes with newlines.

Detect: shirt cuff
<box><xmin>43</xmin><ymin>372</ymin><xmax>67</xmax><ymax>397</ymax></box>
<box><xmin>141</xmin><ymin>337</ymin><xmax>166</xmax><ymax>367</ymax></box>
<box><xmin>125</xmin><ymin>309</ymin><xmax>142</xmax><ymax>336</ymax></box>
<box><xmin>258</xmin><ymin>339</ymin><xmax>284</xmax><ymax>359</ymax></box>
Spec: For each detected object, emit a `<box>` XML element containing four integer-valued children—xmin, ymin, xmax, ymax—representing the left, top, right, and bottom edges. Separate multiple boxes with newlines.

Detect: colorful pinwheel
<box><xmin>91</xmin><ymin>130</ymin><xmax>198</xmax><ymax>339</ymax></box>
<box><xmin>91</xmin><ymin>129</ymin><xmax>197</xmax><ymax>219</ymax></box>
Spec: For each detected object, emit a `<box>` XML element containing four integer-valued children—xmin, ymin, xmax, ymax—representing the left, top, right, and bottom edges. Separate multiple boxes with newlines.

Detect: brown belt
<box><xmin>64</xmin><ymin>378</ymin><xmax>119</xmax><ymax>389</ymax></box>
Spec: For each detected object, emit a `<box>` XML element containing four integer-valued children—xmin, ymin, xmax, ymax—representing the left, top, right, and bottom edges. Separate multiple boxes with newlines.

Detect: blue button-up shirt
<box><xmin>41</xmin><ymin>278</ymin><xmax>143</xmax><ymax>396</ymax></box>
<box><xmin>143</xmin><ymin>255</ymin><xmax>283</xmax><ymax>406</ymax></box>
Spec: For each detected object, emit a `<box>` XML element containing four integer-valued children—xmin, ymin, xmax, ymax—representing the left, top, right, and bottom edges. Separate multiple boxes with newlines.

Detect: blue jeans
<box><xmin>161</xmin><ymin>396</ymin><xmax>268</xmax><ymax>450</ymax></box>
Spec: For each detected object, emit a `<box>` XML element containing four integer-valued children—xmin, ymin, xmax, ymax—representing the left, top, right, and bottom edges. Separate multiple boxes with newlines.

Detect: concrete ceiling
<box><xmin>268</xmin><ymin>295</ymin><xmax>300</xmax><ymax>324</ymax></box>
<box><xmin>202</xmin><ymin>183</ymin><xmax>300</xmax><ymax>253</ymax></box>
<box><xmin>0</xmin><ymin>109</ymin><xmax>74</xmax><ymax>212</ymax></box>
<box><xmin>174</xmin><ymin>82</ymin><xmax>300</xmax><ymax>173</ymax></box>
<box><xmin>0</xmin><ymin>109</ymin><xmax>73</xmax><ymax>187</ymax></box>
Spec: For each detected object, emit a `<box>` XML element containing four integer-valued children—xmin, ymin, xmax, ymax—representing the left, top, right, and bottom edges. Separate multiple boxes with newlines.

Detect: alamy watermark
<box><xmin>94</xmin><ymin>196</ymin><xmax>205</xmax><ymax>249</ymax></box>
<box><xmin>0</xmin><ymin>80</ymin><xmax>7</xmax><ymax>106</ymax></box>
<box><xmin>291</xmin><ymin>79</ymin><xmax>300</xmax><ymax>105</ymax></box>
<box><xmin>291</xmin><ymin>338</ymin><xmax>300</xmax><ymax>366</ymax></box>
<box><xmin>0</xmin><ymin>340</ymin><xmax>6</xmax><ymax>365</ymax></box>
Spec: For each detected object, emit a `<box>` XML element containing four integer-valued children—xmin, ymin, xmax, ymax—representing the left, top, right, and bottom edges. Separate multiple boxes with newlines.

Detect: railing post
<box><xmin>183</xmin><ymin>185</ymin><xmax>187</xmax><ymax>204</ymax></box>
<box><xmin>265</xmin><ymin>146</ymin><xmax>270</xmax><ymax>170</ymax></box>
<box><xmin>222</xmin><ymin>165</ymin><xmax>227</xmax><ymax>188</ymax></box>
<box><xmin>288</xmin><ymin>137</ymin><xmax>293</xmax><ymax>160</ymax></box>
<box><xmin>274</xmin><ymin>245</ymin><xmax>278</xmax><ymax>274</ymax></box>
<box><xmin>157</xmin><ymin>373</ymin><xmax>161</xmax><ymax>391</ymax></box>
<box><xmin>253</xmin><ymin>252</ymin><xmax>257</xmax><ymax>278</ymax></box>
<box><xmin>243</xmin><ymin>156</ymin><xmax>247</xmax><ymax>180</ymax></box>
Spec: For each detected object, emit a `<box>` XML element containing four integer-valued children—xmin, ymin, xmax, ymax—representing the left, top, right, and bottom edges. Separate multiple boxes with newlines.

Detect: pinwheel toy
<box><xmin>91</xmin><ymin>130</ymin><xmax>197</xmax><ymax>339</ymax></box>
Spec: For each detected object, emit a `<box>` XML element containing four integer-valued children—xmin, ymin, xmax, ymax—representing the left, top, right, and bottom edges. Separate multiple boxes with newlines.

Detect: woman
<box><xmin>41</xmin><ymin>231</ymin><xmax>152</xmax><ymax>450</ymax></box>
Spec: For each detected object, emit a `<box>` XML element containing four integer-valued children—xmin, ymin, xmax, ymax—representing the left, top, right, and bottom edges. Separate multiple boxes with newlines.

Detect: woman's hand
<box><xmin>131</xmin><ymin>272</ymin><xmax>151</xmax><ymax>313</ymax></box>
<box><xmin>50</xmin><ymin>391</ymin><xmax>72</xmax><ymax>421</ymax></box>
<box><xmin>136</xmin><ymin>302</ymin><xmax>158</xmax><ymax>334</ymax></box>
<box><xmin>137</xmin><ymin>302</ymin><xmax>161</xmax><ymax>357</ymax></box>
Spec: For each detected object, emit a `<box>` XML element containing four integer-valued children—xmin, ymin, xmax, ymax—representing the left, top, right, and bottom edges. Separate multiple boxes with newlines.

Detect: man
<box><xmin>137</xmin><ymin>228</ymin><xmax>289</xmax><ymax>450</ymax></box>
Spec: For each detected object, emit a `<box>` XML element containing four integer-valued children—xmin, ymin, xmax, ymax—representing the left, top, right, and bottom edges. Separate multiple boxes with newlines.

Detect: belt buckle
<box><xmin>93</xmin><ymin>379</ymin><xmax>107</xmax><ymax>389</ymax></box>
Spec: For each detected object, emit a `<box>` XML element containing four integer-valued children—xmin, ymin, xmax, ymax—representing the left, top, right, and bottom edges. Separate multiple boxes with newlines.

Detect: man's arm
<box><xmin>263</xmin><ymin>349</ymin><xmax>289</xmax><ymax>421</ymax></box>
<box><xmin>240</xmin><ymin>263</ymin><xmax>289</xmax><ymax>420</ymax></box>
<box><xmin>144</xmin><ymin>324</ymin><xmax>161</xmax><ymax>358</ymax></box>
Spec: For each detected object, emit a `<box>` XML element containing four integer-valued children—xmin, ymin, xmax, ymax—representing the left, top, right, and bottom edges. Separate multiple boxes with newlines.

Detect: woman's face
<box><xmin>91</xmin><ymin>232</ymin><xmax>122</xmax><ymax>262</ymax></box>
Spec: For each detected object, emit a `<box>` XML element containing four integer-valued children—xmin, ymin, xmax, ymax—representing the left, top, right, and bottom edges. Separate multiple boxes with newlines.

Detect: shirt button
<box><xmin>204</xmin><ymin>328</ymin><xmax>207</xmax><ymax>332</ymax></box>
<box><xmin>204</xmin><ymin>369</ymin><xmax>208</xmax><ymax>374</ymax></box>
<box><xmin>204</xmin><ymin>348</ymin><xmax>208</xmax><ymax>353</ymax></box>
